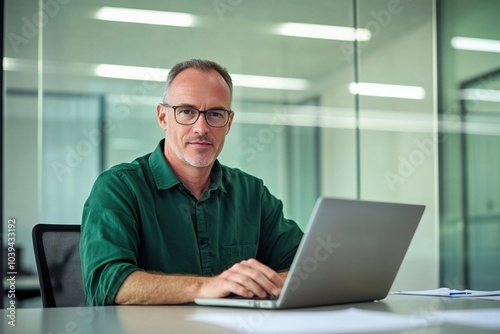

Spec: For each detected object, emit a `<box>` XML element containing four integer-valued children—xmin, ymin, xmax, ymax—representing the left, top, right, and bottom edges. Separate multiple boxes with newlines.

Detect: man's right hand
<box><xmin>197</xmin><ymin>258</ymin><xmax>284</xmax><ymax>299</ymax></box>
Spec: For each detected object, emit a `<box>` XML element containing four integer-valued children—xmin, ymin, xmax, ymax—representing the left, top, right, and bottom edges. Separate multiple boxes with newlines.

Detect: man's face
<box><xmin>157</xmin><ymin>68</ymin><xmax>234</xmax><ymax>168</ymax></box>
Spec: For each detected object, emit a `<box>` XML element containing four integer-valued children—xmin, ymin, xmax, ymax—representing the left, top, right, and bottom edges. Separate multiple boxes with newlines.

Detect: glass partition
<box><xmin>438</xmin><ymin>0</ymin><xmax>500</xmax><ymax>290</ymax></box>
<box><xmin>461</xmin><ymin>71</ymin><xmax>500</xmax><ymax>289</ymax></box>
<box><xmin>357</xmin><ymin>0</ymin><xmax>437</xmax><ymax>290</ymax></box>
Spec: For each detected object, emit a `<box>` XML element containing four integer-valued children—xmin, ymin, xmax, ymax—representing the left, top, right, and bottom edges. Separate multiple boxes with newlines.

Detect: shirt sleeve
<box><xmin>80</xmin><ymin>168</ymin><xmax>143</xmax><ymax>306</ymax></box>
<box><xmin>256</xmin><ymin>185</ymin><xmax>304</xmax><ymax>272</ymax></box>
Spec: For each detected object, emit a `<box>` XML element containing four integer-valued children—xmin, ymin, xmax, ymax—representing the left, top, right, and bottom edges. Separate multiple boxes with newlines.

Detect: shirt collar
<box><xmin>209</xmin><ymin>159</ymin><xmax>227</xmax><ymax>193</ymax></box>
<box><xmin>149</xmin><ymin>139</ymin><xmax>227</xmax><ymax>193</ymax></box>
<box><xmin>149</xmin><ymin>140</ymin><xmax>180</xmax><ymax>190</ymax></box>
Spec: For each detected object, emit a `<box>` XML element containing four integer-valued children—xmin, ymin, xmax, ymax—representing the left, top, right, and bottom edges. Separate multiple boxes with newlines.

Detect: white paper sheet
<box><xmin>391</xmin><ymin>287</ymin><xmax>500</xmax><ymax>297</ymax></box>
<box><xmin>432</xmin><ymin>309</ymin><xmax>500</xmax><ymax>329</ymax></box>
<box><xmin>187</xmin><ymin>308</ymin><xmax>439</xmax><ymax>334</ymax></box>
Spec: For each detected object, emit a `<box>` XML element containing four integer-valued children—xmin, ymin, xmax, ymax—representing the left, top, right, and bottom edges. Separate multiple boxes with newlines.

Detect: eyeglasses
<box><xmin>161</xmin><ymin>104</ymin><xmax>232</xmax><ymax>128</ymax></box>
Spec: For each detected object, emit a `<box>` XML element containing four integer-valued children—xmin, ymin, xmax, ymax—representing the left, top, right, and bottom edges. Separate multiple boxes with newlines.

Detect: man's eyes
<box><xmin>176</xmin><ymin>108</ymin><xmax>225</xmax><ymax>118</ymax></box>
<box><xmin>178</xmin><ymin>108</ymin><xmax>197</xmax><ymax>115</ymax></box>
<box><xmin>207</xmin><ymin>111</ymin><xmax>224</xmax><ymax>118</ymax></box>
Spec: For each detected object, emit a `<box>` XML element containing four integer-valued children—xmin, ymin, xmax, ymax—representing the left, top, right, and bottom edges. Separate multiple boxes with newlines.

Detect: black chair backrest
<box><xmin>32</xmin><ymin>224</ymin><xmax>84</xmax><ymax>307</ymax></box>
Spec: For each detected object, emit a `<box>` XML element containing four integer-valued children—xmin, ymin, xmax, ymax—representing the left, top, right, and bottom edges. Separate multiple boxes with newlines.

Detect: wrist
<box><xmin>192</xmin><ymin>276</ymin><xmax>211</xmax><ymax>299</ymax></box>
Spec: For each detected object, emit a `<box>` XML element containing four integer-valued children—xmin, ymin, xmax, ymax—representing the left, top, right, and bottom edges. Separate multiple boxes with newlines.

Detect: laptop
<box><xmin>195</xmin><ymin>197</ymin><xmax>425</xmax><ymax>309</ymax></box>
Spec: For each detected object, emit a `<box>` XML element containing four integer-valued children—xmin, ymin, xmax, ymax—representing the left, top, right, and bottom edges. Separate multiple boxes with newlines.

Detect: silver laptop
<box><xmin>195</xmin><ymin>197</ymin><xmax>425</xmax><ymax>309</ymax></box>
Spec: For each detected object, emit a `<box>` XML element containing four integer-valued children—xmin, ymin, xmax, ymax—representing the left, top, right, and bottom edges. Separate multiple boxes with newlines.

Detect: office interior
<box><xmin>2</xmin><ymin>0</ymin><xmax>499</xmax><ymax>308</ymax></box>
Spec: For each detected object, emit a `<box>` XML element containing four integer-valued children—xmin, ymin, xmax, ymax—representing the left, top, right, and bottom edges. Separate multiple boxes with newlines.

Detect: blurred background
<box><xmin>2</xmin><ymin>0</ymin><xmax>499</xmax><ymax>307</ymax></box>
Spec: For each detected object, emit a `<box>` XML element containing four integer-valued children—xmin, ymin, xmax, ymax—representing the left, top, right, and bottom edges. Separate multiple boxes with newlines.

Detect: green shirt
<box><xmin>80</xmin><ymin>140</ymin><xmax>304</xmax><ymax>306</ymax></box>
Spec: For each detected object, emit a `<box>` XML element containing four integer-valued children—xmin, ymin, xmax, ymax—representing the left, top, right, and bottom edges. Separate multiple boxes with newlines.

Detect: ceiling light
<box><xmin>275</xmin><ymin>23</ymin><xmax>371</xmax><ymax>41</ymax></box>
<box><xmin>3</xmin><ymin>57</ymin><xmax>37</xmax><ymax>71</ymax></box>
<box><xmin>461</xmin><ymin>89</ymin><xmax>500</xmax><ymax>102</ymax></box>
<box><xmin>349</xmin><ymin>82</ymin><xmax>425</xmax><ymax>100</ymax></box>
<box><xmin>94</xmin><ymin>7</ymin><xmax>196</xmax><ymax>27</ymax></box>
<box><xmin>451</xmin><ymin>37</ymin><xmax>500</xmax><ymax>53</ymax></box>
<box><xmin>95</xmin><ymin>64</ymin><xmax>169</xmax><ymax>81</ymax></box>
<box><xmin>231</xmin><ymin>74</ymin><xmax>308</xmax><ymax>90</ymax></box>
<box><xmin>3</xmin><ymin>57</ymin><xmax>12</xmax><ymax>69</ymax></box>
<box><xmin>95</xmin><ymin>64</ymin><xmax>309</xmax><ymax>91</ymax></box>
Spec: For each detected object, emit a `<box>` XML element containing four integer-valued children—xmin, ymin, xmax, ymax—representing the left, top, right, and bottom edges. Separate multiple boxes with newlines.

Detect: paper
<box><xmin>391</xmin><ymin>287</ymin><xmax>500</xmax><ymax>297</ymax></box>
<box><xmin>187</xmin><ymin>308</ymin><xmax>438</xmax><ymax>334</ymax></box>
<box><xmin>433</xmin><ymin>309</ymin><xmax>500</xmax><ymax>329</ymax></box>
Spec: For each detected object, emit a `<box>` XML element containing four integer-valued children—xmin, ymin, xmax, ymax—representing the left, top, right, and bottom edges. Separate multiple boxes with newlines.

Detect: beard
<box><xmin>168</xmin><ymin>134</ymin><xmax>221</xmax><ymax>168</ymax></box>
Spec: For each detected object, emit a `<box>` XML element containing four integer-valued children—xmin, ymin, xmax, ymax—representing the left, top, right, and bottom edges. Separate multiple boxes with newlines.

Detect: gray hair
<box><xmin>162</xmin><ymin>59</ymin><xmax>233</xmax><ymax>104</ymax></box>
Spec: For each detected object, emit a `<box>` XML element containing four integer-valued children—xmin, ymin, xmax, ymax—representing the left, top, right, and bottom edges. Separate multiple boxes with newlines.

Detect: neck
<box><xmin>179</xmin><ymin>169</ymin><xmax>211</xmax><ymax>200</ymax></box>
<box><xmin>165</xmin><ymin>153</ymin><xmax>213</xmax><ymax>201</ymax></box>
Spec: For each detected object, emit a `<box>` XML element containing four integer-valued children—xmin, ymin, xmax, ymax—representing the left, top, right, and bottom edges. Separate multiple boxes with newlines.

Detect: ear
<box><xmin>157</xmin><ymin>104</ymin><xmax>168</xmax><ymax>130</ymax></box>
<box><xmin>226</xmin><ymin>110</ymin><xmax>235</xmax><ymax>134</ymax></box>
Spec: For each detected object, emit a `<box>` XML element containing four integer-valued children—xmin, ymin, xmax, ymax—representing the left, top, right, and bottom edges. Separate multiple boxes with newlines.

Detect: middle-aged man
<box><xmin>80</xmin><ymin>59</ymin><xmax>304</xmax><ymax>306</ymax></box>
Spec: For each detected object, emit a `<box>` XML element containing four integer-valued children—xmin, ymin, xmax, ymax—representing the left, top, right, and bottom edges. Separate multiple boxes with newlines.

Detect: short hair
<box><xmin>162</xmin><ymin>59</ymin><xmax>233</xmax><ymax>104</ymax></box>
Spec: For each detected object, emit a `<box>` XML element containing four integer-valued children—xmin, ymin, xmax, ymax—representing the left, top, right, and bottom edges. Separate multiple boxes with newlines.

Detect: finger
<box><xmin>244</xmin><ymin>259</ymin><xmax>285</xmax><ymax>289</ymax></box>
<box><xmin>229</xmin><ymin>260</ymin><xmax>282</xmax><ymax>297</ymax></box>
<box><xmin>217</xmin><ymin>278</ymin><xmax>256</xmax><ymax>298</ymax></box>
<box><xmin>220</xmin><ymin>270</ymin><xmax>269</xmax><ymax>298</ymax></box>
<box><xmin>197</xmin><ymin>275</ymin><xmax>252</xmax><ymax>299</ymax></box>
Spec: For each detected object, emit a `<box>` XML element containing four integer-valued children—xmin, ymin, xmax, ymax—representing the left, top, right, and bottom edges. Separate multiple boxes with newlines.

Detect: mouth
<box><xmin>188</xmin><ymin>141</ymin><xmax>213</xmax><ymax>148</ymax></box>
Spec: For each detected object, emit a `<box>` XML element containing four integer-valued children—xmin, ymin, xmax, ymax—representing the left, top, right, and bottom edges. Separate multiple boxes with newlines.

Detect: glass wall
<box><xmin>439</xmin><ymin>0</ymin><xmax>500</xmax><ymax>289</ymax></box>
<box><xmin>357</xmin><ymin>0</ymin><xmax>437</xmax><ymax>289</ymax></box>
<box><xmin>3</xmin><ymin>0</ymin><xmax>438</xmax><ymax>307</ymax></box>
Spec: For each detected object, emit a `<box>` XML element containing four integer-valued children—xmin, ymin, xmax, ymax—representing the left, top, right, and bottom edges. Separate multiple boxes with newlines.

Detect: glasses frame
<box><xmin>161</xmin><ymin>103</ymin><xmax>233</xmax><ymax>128</ymax></box>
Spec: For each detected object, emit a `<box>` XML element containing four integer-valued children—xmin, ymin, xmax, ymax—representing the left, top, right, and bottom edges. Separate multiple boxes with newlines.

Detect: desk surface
<box><xmin>2</xmin><ymin>295</ymin><xmax>499</xmax><ymax>334</ymax></box>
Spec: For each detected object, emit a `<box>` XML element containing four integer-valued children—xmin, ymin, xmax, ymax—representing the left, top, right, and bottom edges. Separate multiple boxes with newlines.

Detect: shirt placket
<box><xmin>195</xmin><ymin>201</ymin><xmax>213</xmax><ymax>276</ymax></box>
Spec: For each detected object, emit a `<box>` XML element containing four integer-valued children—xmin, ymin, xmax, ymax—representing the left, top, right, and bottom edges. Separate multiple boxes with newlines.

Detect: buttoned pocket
<box><xmin>224</xmin><ymin>244</ymin><xmax>258</xmax><ymax>269</ymax></box>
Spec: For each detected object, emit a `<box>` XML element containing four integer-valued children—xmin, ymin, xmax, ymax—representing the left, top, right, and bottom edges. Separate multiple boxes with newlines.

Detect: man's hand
<box><xmin>197</xmin><ymin>259</ymin><xmax>285</xmax><ymax>299</ymax></box>
<box><xmin>114</xmin><ymin>259</ymin><xmax>289</xmax><ymax>305</ymax></box>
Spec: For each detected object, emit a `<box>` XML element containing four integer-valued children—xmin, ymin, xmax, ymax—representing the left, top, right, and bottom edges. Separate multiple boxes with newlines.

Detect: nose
<box><xmin>192</xmin><ymin>112</ymin><xmax>210</xmax><ymax>134</ymax></box>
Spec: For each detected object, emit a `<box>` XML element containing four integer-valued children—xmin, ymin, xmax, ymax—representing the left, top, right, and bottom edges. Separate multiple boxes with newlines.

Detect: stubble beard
<box><xmin>167</xmin><ymin>138</ymin><xmax>219</xmax><ymax>168</ymax></box>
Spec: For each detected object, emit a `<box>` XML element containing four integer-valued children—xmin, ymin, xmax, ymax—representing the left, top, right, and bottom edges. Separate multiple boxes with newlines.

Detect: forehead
<box><xmin>168</xmin><ymin>68</ymin><xmax>231</xmax><ymax>107</ymax></box>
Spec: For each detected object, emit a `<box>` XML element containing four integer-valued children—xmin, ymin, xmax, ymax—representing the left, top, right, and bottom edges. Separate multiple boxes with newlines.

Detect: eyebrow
<box><xmin>175</xmin><ymin>103</ymin><xmax>230</xmax><ymax>111</ymax></box>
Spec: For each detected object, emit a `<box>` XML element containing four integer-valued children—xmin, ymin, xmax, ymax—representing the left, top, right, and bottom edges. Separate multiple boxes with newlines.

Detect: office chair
<box><xmin>32</xmin><ymin>224</ymin><xmax>85</xmax><ymax>307</ymax></box>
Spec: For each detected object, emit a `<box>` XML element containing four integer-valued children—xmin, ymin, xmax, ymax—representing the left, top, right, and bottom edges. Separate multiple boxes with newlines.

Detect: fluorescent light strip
<box><xmin>94</xmin><ymin>7</ymin><xmax>196</xmax><ymax>27</ymax></box>
<box><xmin>275</xmin><ymin>23</ymin><xmax>371</xmax><ymax>41</ymax></box>
<box><xmin>3</xmin><ymin>57</ymin><xmax>11</xmax><ymax>69</ymax></box>
<box><xmin>461</xmin><ymin>88</ymin><xmax>500</xmax><ymax>102</ymax></box>
<box><xmin>231</xmin><ymin>74</ymin><xmax>308</xmax><ymax>90</ymax></box>
<box><xmin>3</xmin><ymin>57</ymin><xmax>37</xmax><ymax>71</ymax></box>
<box><xmin>95</xmin><ymin>64</ymin><xmax>309</xmax><ymax>91</ymax></box>
<box><xmin>451</xmin><ymin>37</ymin><xmax>500</xmax><ymax>53</ymax></box>
<box><xmin>95</xmin><ymin>64</ymin><xmax>170</xmax><ymax>81</ymax></box>
<box><xmin>349</xmin><ymin>82</ymin><xmax>425</xmax><ymax>100</ymax></box>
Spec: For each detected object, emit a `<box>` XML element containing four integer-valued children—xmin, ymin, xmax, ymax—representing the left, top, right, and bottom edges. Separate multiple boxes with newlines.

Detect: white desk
<box><xmin>2</xmin><ymin>295</ymin><xmax>499</xmax><ymax>333</ymax></box>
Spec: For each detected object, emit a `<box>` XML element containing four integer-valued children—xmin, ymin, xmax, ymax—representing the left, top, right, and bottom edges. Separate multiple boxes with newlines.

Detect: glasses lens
<box><xmin>205</xmin><ymin>110</ymin><xmax>229</xmax><ymax>127</ymax></box>
<box><xmin>174</xmin><ymin>107</ymin><xmax>199</xmax><ymax>125</ymax></box>
<box><xmin>172</xmin><ymin>106</ymin><xmax>230</xmax><ymax>127</ymax></box>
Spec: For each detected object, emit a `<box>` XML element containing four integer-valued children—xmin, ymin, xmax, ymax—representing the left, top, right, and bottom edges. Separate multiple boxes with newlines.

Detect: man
<box><xmin>80</xmin><ymin>59</ymin><xmax>304</xmax><ymax>306</ymax></box>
